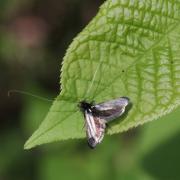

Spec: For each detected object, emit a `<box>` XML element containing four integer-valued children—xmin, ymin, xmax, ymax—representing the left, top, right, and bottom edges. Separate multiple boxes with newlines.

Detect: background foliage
<box><xmin>0</xmin><ymin>0</ymin><xmax>180</xmax><ymax>180</ymax></box>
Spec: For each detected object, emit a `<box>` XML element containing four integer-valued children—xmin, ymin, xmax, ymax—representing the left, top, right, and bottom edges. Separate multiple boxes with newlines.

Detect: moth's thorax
<box><xmin>79</xmin><ymin>101</ymin><xmax>93</xmax><ymax>113</ymax></box>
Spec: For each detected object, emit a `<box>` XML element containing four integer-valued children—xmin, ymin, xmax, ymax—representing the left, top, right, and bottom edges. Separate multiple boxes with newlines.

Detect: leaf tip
<box><xmin>24</xmin><ymin>138</ymin><xmax>35</xmax><ymax>150</ymax></box>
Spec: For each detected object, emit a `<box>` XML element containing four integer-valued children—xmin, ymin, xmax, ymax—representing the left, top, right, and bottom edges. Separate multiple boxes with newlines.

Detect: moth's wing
<box><xmin>84</xmin><ymin>110</ymin><xmax>96</xmax><ymax>139</ymax></box>
<box><xmin>93</xmin><ymin>116</ymin><xmax>106</xmax><ymax>143</ymax></box>
<box><xmin>93</xmin><ymin>97</ymin><xmax>129</xmax><ymax>122</ymax></box>
<box><xmin>84</xmin><ymin>110</ymin><xmax>106</xmax><ymax>148</ymax></box>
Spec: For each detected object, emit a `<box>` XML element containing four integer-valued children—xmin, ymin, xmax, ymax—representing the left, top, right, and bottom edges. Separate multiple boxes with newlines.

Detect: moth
<box><xmin>79</xmin><ymin>97</ymin><xmax>130</xmax><ymax>148</ymax></box>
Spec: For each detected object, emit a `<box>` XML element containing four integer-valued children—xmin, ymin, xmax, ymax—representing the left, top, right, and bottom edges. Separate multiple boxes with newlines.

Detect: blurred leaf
<box><xmin>142</xmin><ymin>132</ymin><xmax>180</xmax><ymax>180</ymax></box>
<box><xmin>38</xmin><ymin>135</ymin><xmax>156</xmax><ymax>180</ymax></box>
<box><xmin>133</xmin><ymin>108</ymin><xmax>180</xmax><ymax>179</ymax></box>
<box><xmin>38</xmin><ymin>136</ymin><xmax>135</xmax><ymax>180</ymax></box>
<box><xmin>0</xmin><ymin>132</ymin><xmax>22</xmax><ymax>174</ymax></box>
<box><xmin>138</xmin><ymin>107</ymin><xmax>180</xmax><ymax>157</ymax></box>
<box><xmin>25</xmin><ymin>0</ymin><xmax>180</xmax><ymax>149</ymax></box>
<box><xmin>21</xmin><ymin>84</ymin><xmax>52</xmax><ymax>135</ymax></box>
<box><xmin>38</xmin><ymin>136</ymin><xmax>119</xmax><ymax>180</ymax></box>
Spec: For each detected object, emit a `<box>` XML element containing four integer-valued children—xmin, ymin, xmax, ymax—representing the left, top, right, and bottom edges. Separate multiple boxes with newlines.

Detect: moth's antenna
<box><xmin>84</xmin><ymin>58</ymin><xmax>104</xmax><ymax>98</ymax></box>
<box><xmin>8</xmin><ymin>90</ymin><xmax>54</xmax><ymax>102</ymax></box>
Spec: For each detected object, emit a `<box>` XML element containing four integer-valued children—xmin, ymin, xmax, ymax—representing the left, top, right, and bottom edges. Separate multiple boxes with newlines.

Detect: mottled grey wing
<box><xmin>93</xmin><ymin>97</ymin><xmax>129</xmax><ymax>122</ymax></box>
<box><xmin>85</xmin><ymin>110</ymin><xmax>106</xmax><ymax>148</ymax></box>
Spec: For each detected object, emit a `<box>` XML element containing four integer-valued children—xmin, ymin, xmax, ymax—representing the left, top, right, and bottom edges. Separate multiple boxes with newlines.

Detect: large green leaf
<box><xmin>25</xmin><ymin>0</ymin><xmax>180</xmax><ymax>149</ymax></box>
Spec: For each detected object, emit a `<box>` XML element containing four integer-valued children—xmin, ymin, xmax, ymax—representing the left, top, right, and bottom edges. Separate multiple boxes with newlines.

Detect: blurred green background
<box><xmin>0</xmin><ymin>0</ymin><xmax>180</xmax><ymax>180</ymax></box>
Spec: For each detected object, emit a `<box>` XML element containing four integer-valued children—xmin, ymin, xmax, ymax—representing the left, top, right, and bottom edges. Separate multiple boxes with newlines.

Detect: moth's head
<box><xmin>87</xmin><ymin>137</ymin><xmax>97</xmax><ymax>149</ymax></box>
<box><xmin>79</xmin><ymin>101</ymin><xmax>93</xmax><ymax>112</ymax></box>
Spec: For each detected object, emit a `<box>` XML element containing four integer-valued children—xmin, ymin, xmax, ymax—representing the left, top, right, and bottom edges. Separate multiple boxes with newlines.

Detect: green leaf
<box><xmin>24</xmin><ymin>0</ymin><xmax>180</xmax><ymax>149</ymax></box>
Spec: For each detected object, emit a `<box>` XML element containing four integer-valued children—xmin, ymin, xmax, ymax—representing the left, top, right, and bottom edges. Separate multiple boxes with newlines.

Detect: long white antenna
<box><xmin>84</xmin><ymin>58</ymin><xmax>104</xmax><ymax>98</ymax></box>
<box><xmin>8</xmin><ymin>90</ymin><xmax>54</xmax><ymax>102</ymax></box>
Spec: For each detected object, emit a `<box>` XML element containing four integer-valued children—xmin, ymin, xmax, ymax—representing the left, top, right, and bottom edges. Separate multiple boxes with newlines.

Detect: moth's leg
<box><xmin>106</xmin><ymin>123</ymin><xmax>113</xmax><ymax>132</ymax></box>
<box><xmin>82</xmin><ymin>122</ymin><xmax>86</xmax><ymax>131</ymax></box>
